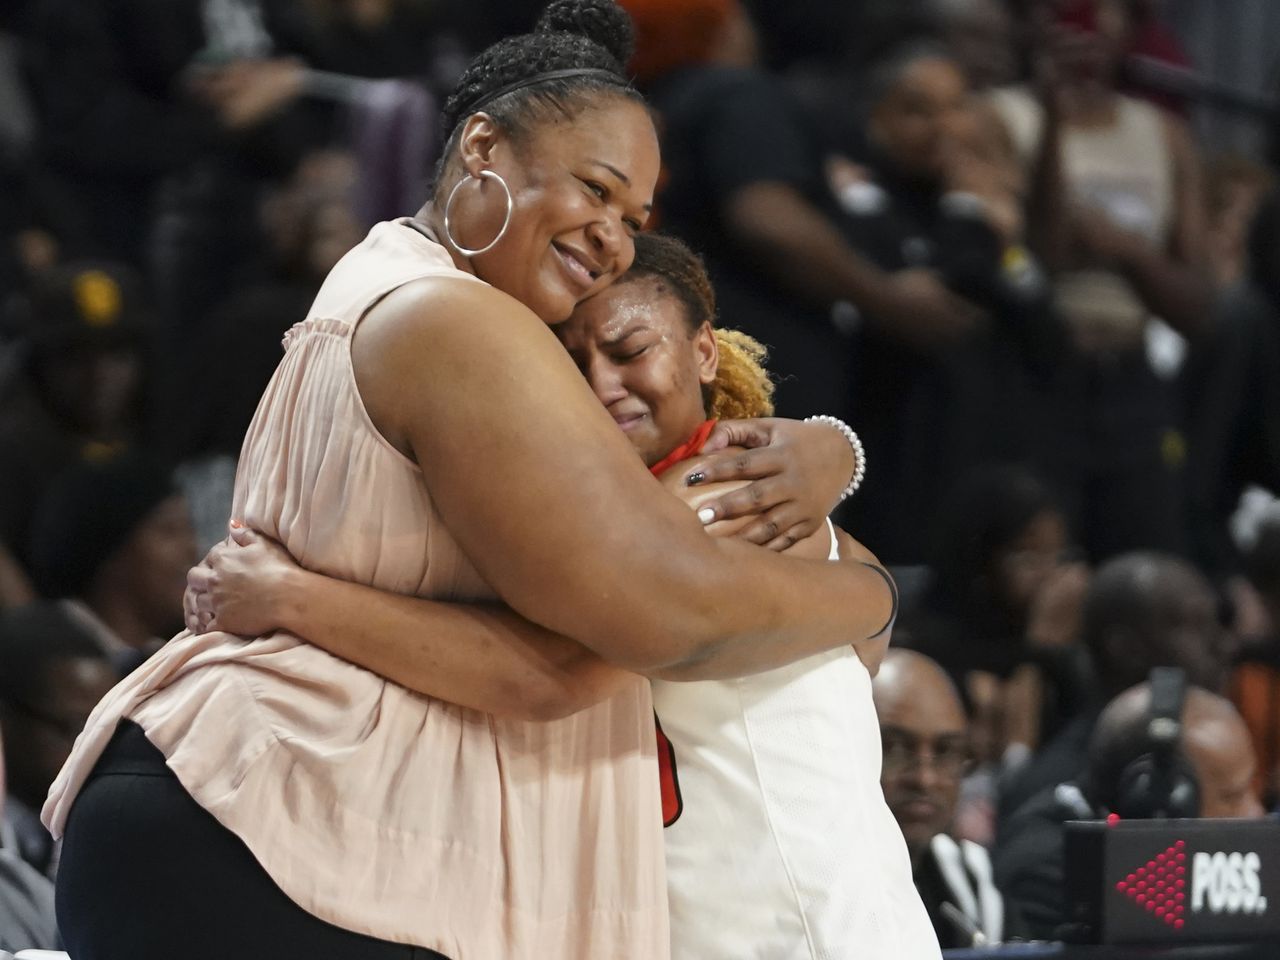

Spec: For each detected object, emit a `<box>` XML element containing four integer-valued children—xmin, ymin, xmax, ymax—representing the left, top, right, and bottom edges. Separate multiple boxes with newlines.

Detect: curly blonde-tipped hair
<box><xmin>623</xmin><ymin>232</ymin><xmax>774</xmax><ymax>420</ymax></box>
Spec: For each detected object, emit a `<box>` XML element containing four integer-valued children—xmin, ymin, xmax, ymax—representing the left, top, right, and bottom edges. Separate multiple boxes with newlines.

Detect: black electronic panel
<box><xmin>1064</xmin><ymin>818</ymin><xmax>1280</xmax><ymax>945</ymax></box>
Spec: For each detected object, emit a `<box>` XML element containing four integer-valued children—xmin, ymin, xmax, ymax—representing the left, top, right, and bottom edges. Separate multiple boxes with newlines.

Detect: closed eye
<box><xmin>616</xmin><ymin>346</ymin><xmax>648</xmax><ymax>361</ymax></box>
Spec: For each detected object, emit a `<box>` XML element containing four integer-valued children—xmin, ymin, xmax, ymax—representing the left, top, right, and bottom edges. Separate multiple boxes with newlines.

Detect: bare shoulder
<box><xmin>356</xmin><ymin>275</ymin><xmax>548</xmax><ymax>354</ymax></box>
<box><xmin>350</xmin><ymin>275</ymin><xmax>583</xmax><ymax>456</ymax></box>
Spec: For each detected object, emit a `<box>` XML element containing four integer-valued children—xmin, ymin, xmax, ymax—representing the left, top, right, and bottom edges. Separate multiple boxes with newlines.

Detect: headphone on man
<box><xmin>1108</xmin><ymin>666</ymin><xmax>1201</xmax><ymax>820</ymax></box>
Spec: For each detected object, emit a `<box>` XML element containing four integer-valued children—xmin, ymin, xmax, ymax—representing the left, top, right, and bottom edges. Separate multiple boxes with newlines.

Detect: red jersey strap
<box><xmin>648</xmin><ymin>419</ymin><xmax>716</xmax><ymax>478</ymax></box>
<box><xmin>648</xmin><ymin>419</ymin><xmax>715</xmax><ymax>828</ymax></box>
<box><xmin>655</xmin><ymin>714</ymin><xmax>684</xmax><ymax>827</ymax></box>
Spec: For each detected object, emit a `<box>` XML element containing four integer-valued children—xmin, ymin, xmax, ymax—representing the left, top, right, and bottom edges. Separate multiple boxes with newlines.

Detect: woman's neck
<box><xmin>412</xmin><ymin>203</ymin><xmax>477</xmax><ymax>278</ymax></box>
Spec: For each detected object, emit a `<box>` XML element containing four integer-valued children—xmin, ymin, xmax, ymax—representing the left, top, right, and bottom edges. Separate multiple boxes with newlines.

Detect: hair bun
<box><xmin>536</xmin><ymin>0</ymin><xmax>634</xmax><ymax>67</ymax></box>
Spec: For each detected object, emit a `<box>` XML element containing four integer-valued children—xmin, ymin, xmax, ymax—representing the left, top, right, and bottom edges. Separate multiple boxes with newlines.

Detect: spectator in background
<box><xmin>1184</xmin><ymin>190</ymin><xmax>1280</xmax><ymax>593</ymax></box>
<box><xmin>22</xmin><ymin>0</ymin><xmax>324</xmax><ymax>270</ymax></box>
<box><xmin>21</xmin><ymin>0</ymin><xmax>401</xmax><ymax>421</ymax></box>
<box><xmin>902</xmin><ymin>464</ymin><xmax>1090</xmax><ymax>837</ymax></box>
<box><xmin>999</xmin><ymin>551</ymin><xmax>1229</xmax><ymax>823</ymax></box>
<box><xmin>929</xmin><ymin>0</ymin><xmax>1020</xmax><ymax>92</ymax></box>
<box><xmin>990</xmin><ymin>0</ymin><xmax>1212</xmax><ymax>563</ymax></box>
<box><xmin>1</xmin><ymin>3</ymin><xmax>74</xmax><ymax>300</ymax></box>
<box><xmin>174</xmin><ymin>149</ymin><xmax>364</xmax><ymax>549</ymax></box>
<box><xmin>1230</xmin><ymin>513</ymin><xmax>1280</xmax><ymax>807</ymax></box>
<box><xmin>188</xmin><ymin>149</ymin><xmax>362</xmax><ymax>461</ymax></box>
<box><xmin>0</xmin><ymin>728</ymin><xmax>60</xmax><ymax>952</ymax></box>
<box><xmin>873</xmin><ymin>649</ymin><xmax>1028</xmax><ymax>948</ymax></box>
<box><xmin>300</xmin><ymin>0</ymin><xmax>453</xmax><ymax>80</ymax></box>
<box><xmin>0</xmin><ymin>3</ymin><xmax>34</xmax><ymax>164</ymax></box>
<box><xmin>905</xmin><ymin>464</ymin><xmax>1083</xmax><ymax>712</ymax></box>
<box><xmin>27</xmin><ymin>454</ymin><xmax>196</xmax><ymax>675</ymax></box>
<box><xmin>207</xmin><ymin>3</ymin><xmax>451</xmax><ymax>229</ymax></box>
<box><xmin>830</xmin><ymin>42</ymin><xmax>1073</xmax><ymax>562</ymax></box>
<box><xmin>0</xmin><ymin>261</ymin><xmax>151</xmax><ymax>577</ymax></box>
<box><xmin>739</xmin><ymin>0</ymin><xmax>862</xmax><ymax>71</ymax></box>
<box><xmin>995</xmin><ymin>679</ymin><xmax>1264</xmax><ymax>939</ymax></box>
<box><xmin>39</xmin><ymin>0</ymin><xmax>345</xmax><ymax>215</ymax></box>
<box><xmin>619</xmin><ymin>0</ymin><xmax>975</xmax><ymax>435</ymax></box>
<box><xmin>1202</xmin><ymin>153</ymin><xmax>1273</xmax><ymax>290</ymax></box>
<box><xmin>0</xmin><ymin>157</ymin><xmax>77</xmax><ymax>308</ymax></box>
<box><xmin>0</xmin><ymin>602</ymin><xmax>117</xmax><ymax>878</ymax></box>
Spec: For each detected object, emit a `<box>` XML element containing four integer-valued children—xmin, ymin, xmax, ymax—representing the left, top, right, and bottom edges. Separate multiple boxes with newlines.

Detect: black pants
<box><xmin>56</xmin><ymin>722</ymin><xmax>451</xmax><ymax>960</ymax></box>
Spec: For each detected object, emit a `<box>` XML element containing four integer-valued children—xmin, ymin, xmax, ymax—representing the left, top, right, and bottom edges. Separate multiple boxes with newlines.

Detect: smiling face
<box><xmin>556</xmin><ymin>276</ymin><xmax>718</xmax><ymax>467</ymax></box>
<box><xmin>446</xmin><ymin>96</ymin><xmax>660</xmax><ymax>324</ymax></box>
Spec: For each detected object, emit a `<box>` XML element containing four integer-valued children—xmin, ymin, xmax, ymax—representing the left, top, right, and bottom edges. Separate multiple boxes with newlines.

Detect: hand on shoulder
<box><xmin>656</xmin><ymin>449</ymin><xmax>831</xmax><ymax>560</ymax></box>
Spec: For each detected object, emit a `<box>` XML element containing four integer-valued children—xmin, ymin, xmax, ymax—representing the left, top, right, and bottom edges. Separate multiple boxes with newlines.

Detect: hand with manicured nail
<box><xmin>676</xmin><ymin>417</ymin><xmax>856</xmax><ymax>550</ymax></box>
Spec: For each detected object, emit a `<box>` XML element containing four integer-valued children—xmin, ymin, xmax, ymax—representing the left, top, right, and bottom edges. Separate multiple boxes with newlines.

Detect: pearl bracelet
<box><xmin>804</xmin><ymin>415</ymin><xmax>866</xmax><ymax>502</ymax></box>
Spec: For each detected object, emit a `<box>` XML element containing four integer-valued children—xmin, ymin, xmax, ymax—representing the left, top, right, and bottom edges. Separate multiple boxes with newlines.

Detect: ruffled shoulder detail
<box><xmin>281</xmin><ymin>316</ymin><xmax>352</xmax><ymax>352</ymax></box>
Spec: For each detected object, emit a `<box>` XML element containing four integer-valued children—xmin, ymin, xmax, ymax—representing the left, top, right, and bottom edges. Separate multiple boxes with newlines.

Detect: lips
<box><xmin>553</xmin><ymin>242</ymin><xmax>602</xmax><ymax>292</ymax></box>
<box><xmin>611</xmin><ymin>411</ymin><xmax>646</xmax><ymax>432</ymax></box>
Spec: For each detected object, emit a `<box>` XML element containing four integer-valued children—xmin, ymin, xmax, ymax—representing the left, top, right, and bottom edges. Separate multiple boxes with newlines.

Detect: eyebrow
<box><xmin>588</xmin><ymin>160</ymin><xmax>653</xmax><ymax>213</ymax></box>
<box><xmin>601</xmin><ymin>324</ymin><xmax>651</xmax><ymax>347</ymax></box>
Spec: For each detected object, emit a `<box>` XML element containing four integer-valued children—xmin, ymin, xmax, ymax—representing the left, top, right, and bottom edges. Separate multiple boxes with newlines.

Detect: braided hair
<box><xmin>435</xmin><ymin>0</ymin><xmax>644</xmax><ymax>183</ymax></box>
<box><xmin>623</xmin><ymin>233</ymin><xmax>775</xmax><ymax>421</ymax></box>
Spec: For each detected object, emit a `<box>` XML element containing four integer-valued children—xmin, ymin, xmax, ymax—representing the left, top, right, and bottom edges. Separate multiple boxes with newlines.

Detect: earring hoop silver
<box><xmin>443</xmin><ymin>170</ymin><xmax>513</xmax><ymax>258</ymax></box>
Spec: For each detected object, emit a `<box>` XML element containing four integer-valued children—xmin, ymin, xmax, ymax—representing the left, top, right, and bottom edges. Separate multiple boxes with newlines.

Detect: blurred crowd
<box><xmin>3</xmin><ymin>0</ymin><xmax>1280</xmax><ymax>951</ymax></box>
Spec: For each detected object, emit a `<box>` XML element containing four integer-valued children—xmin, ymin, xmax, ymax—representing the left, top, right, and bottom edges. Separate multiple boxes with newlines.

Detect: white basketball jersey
<box><xmin>652</xmin><ymin>523</ymin><xmax>940</xmax><ymax>959</ymax></box>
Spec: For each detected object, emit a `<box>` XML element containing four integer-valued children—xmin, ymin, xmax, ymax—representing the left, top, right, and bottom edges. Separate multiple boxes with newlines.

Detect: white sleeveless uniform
<box><xmin>653</xmin><ymin>522</ymin><xmax>940</xmax><ymax>959</ymax></box>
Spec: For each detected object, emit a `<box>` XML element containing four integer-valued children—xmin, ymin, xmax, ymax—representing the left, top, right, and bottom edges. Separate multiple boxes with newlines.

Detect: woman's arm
<box><xmin>188</xmin><ymin>528</ymin><xmax>630</xmax><ymax>721</ymax></box>
<box><xmin>645</xmin><ymin>518</ymin><xmax>893</xmax><ymax>680</ymax></box>
<box><xmin>1024</xmin><ymin>28</ymin><xmax>1073</xmax><ymax>273</ymax></box>
<box><xmin>191</xmin><ymin>460</ymin><xmax>887</xmax><ymax>711</ymax></box>
<box><xmin>352</xmin><ymin>277</ymin><xmax>894</xmax><ymax>675</ymax></box>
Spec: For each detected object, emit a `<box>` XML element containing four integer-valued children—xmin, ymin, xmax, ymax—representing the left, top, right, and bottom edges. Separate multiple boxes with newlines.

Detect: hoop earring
<box><xmin>443</xmin><ymin>170</ymin><xmax>513</xmax><ymax>258</ymax></box>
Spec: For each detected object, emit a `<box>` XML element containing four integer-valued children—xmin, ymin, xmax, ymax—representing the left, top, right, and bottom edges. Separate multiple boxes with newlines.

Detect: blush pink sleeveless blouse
<box><xmin>43</xmin><ymin>220</ymin><xmax>669</xmax><ymax>960</ymax></box>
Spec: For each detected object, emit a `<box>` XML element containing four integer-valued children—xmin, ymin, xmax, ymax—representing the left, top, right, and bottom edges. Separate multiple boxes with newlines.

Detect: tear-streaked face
<box><xmin>556</xmin><ymin>277</ymin><xmax>717</xmax><ymax>467</ymax></box>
